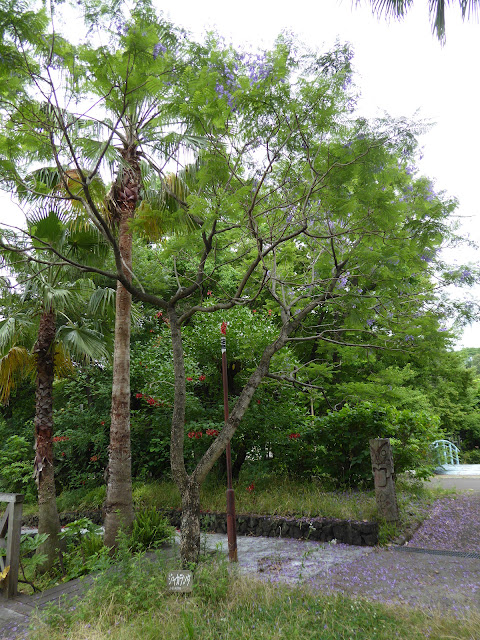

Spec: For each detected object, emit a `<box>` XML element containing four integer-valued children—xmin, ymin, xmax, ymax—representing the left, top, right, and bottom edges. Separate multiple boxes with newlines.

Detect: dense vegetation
<box><xmin>0</xmin><ymin>0</ymin><xmax>479</xmax><ymax>565</ymax></box>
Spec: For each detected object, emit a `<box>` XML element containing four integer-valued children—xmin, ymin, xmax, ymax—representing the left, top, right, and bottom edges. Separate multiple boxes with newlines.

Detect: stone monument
<box><xmin>369</xmin><ymin>438</ymin><xmax>399</xmax><ymax>522</ymax></box>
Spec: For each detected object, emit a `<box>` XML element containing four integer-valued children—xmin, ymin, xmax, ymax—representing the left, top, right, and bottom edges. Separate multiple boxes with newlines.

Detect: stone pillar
<box><xmin>369</xmin><ymin>439</ymin><xmax>399</xmax><ymax>522</ymax></box>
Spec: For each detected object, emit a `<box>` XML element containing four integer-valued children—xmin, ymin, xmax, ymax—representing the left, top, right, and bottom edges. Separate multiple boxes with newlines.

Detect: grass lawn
<box><xmin>28</xmin><ymin>550</ymin><xmax>479</xmax><ymax>640</ymax></box>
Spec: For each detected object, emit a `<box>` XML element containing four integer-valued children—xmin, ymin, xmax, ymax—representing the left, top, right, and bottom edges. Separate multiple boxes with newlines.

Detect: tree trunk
<box><xmin>232</xmin><ymin>442</ymin><xmax>247</xmax><ymax>480</ymax></box>
<box><xmin>104</xmin><ymin>147</ymin><xmax>140</xmax><ymax>547</ymax></box>
<box><xmin>33</xmin><ymin>309</ymin><xmax>63</xmax><ymax>572</ymax></box>
<box><xmin>180</xmin><ymin>479</ymin><xmax>201</xmax><ymax>566</ymax></box>
<box><xmin>168</xmin><ymin>306</ymin><xmax>292</xmax><ymax>565</ymax></box>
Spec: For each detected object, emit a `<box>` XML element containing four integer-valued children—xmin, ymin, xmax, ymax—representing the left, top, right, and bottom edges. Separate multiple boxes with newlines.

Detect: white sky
<box><xmin>2</xmin><ymin>0</ymin><xmax>479</xmax><ymax>346</ymax></box>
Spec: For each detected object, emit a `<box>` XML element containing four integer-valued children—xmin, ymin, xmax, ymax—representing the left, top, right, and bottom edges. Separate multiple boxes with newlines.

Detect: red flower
<box><xmin>220</xmin><ymin>321</ymin><xmax>227</xmax><ymax>335</ymax></box>
<box><xmin>101</xmin><ymin>421</ymin><xmax>105</xmax><ymax>425</ymax></box>
<box><xmin>206</xmin><ymin>429</ymin><xmax>219</xmax><ymax>436</ymax></box>
<box><xmin>186</xmin><ymin>377</ymin><xmax>193</xmax><ymax>381</ymax></box>
<box><xmin>252</xmin><ymin>309</ymin><xmax>256</xmax><ymax>313</ymax></box>
<box><xmin>150</xmin><ymin>329</ymin><xmax>154</xmax><ymax>333</ymax></box>
<box><xmin>288</xmin><ymin>433</ymin><xmax>301</xmax><ymax>440</ymax></box>
<box><xmin>188</xmin><ymin>432</ymin><xmax>195</xmax><ymax>438</ymax></box>
<box><xmin>199</xmin><ymin>375</ymin><xmax>206</xmax><ymax>382</ymax></box>
<box><xmin>61</xmin><ymin>452</ymin><xmax>66</xmax><ymax>457</ymax></box>
<box><xmin>90</xmin><ymin>455</ymin><xmax>98</xmax><ymax>462</ymax></box>
<box><xmin>195</xmin><ymin>431</ymin><xmax>203</xmax><ymax>439</ymax></box>
<box><xmin>268</xmin><ymin>309</ymin><xmax>272</xmax><ymax>315</ymax></box>
<box><xmin>147</xmin><ymin>397</ymin><xmax>156</xmax><ymax>405</ymax></box>
<box><xmin>135</xmin><ymin>393</ymin><xmax>143</xmax><ymax>399</ymax></box>
<box><xmin>156</xmin><ymin>311</ymin><xmax>163</xmax><ymax>318</ymax></box>
<box><xmin>257</xmin><ymin>400</ymin><xmax>261</xmax><ymax>404</ymax></box>
<box><xmin>246</xmin><ymin>483</ymin><xmax>255</xmax><ymax>493</ymax></box>
<box><xmin>207</xmin><ymin>290</ymin><xmax>212</xmax><ymax>296</ymax></box>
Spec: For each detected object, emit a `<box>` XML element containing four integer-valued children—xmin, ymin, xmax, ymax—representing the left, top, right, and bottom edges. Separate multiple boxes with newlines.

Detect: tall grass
<box><xmin>29</xmin><ymin>551</ymin><xmax>479</xmax><ymax>640</ymax></box>
<box><xmin>53</xmin><ymin>475</ymin><xmax>449</xmax><ymax>547</ymax></box>
<box><xmin>131</xmin><ymin>478</ymin><xmax>379</xmax><ymax>520</ymax></box>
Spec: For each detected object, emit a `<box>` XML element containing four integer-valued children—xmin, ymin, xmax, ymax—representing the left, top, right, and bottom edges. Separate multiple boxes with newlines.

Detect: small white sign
<box><xmin>167</xmin><ymin>570</ymin><xmax>193</xmax><ymax>592</ymax></box>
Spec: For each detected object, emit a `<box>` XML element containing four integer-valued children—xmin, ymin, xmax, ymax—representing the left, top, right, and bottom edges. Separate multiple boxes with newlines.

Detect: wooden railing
<box><xmin>0</xmin><ymin>493</ymin><xmax>24</xmax><ymax>598</ymax></box>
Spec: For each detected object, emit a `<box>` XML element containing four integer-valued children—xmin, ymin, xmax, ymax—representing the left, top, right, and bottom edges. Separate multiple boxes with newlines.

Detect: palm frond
<box><xmin>56</xmin><ymin>324</ymin><xmax>110</xmax><ymax>363</ymax></box>
<box><xmin>28</xmin><ymin>209</ymin><xmax>67</xmax><ymax>247</ymax></box>
<box><xmin>40</xmin><ymin>283</ymin><xmax>80</xmax><ymax>313</ymax></box>
<box><xmin>87</xmin><ymin>286</ymin><xmax>116</xmax><ymax>318</ymax></box>
<box><xmin>0</xmin><ymin>346</ymin><xmax>34</xmax><ymax>403</ymax></box>
<box><xmin>368</xmin><ymin>0</ymin><xmax>414</xmax><ymax>18</ymax></box>
<box><xmin>21</xmin><ymin>167</ymin><xmax>108</xmax><ymax>230</ymax></box>
<box><xmin>0</xmin><ymin>314</ymin><xmax>36</xmax><ymax>352</ymax></box>
<box><xmin>53</xmin><ymin>343</ymin><xmax>76</xmax><ymax>379</ymax></box>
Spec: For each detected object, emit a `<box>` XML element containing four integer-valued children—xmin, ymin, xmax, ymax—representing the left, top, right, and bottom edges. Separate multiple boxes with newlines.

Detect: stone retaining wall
<box><xmin>165</xmin><ymin>511</ymin><xmax>378</xmax><ymax>546</ymax></box>
<box><xmin>23</xmin><ymin>510</ymin><xmax>378</xmax><ymax>546</ymax></box>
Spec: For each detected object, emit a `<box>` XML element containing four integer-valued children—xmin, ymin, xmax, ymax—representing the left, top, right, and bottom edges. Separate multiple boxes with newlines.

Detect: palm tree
<box><xmin>0</xmin><ymin>212</ymin><xmax>111</xmax><ymax>570</ymax></box>
<box><xmin>1</xmin><ymin>0</ymin><xmax>210</xmax><ymax>551</ymax></box>
<box><xmin>366</xmin><ymin>0</ymin><xmax>480</xmax><ymax>42</ymax></box>
<box><xmin>69</xmin><ymin>15</ymin><xmax>205</xmax><ymax>548</ymax></box>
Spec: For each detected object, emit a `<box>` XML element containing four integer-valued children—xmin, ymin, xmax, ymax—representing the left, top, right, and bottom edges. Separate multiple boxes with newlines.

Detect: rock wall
<box><xmin>23</xmin><ymin>509</ymin><xmax>378</xmax><ymax>546</ymax></box>
<box><xmin>165</xmin><ymin>511</ymin><xmax>378</xmax><ymax>546</ymax></box>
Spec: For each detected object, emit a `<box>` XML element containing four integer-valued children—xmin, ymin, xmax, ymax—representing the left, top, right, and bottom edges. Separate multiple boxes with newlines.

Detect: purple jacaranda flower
<box><xmin>153</xmin><ymin>42</ymin><xmax>166</xmax><ymax>59</ymax></box>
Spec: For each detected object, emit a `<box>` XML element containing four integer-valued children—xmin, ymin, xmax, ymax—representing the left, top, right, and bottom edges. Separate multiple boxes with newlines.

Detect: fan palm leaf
<box><xmin>0</xmin><ymin>346</ymin><xmax>34</xmax><ymax>404</ymax></box>
<box><xmin>367</xmin><ymin>0</ymin><xmax>480</xmax><ymax>41</ymax></box>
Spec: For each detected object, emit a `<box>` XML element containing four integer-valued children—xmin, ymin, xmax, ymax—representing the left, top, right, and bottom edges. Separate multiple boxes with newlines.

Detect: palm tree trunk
<box><xmin>103</xmin><ymin>147</ymin><xmax>140</xmax><ymax>547</ymax></box>
<box><xmin>33</xmin><ymin>309</ymin><xmax>62</xmax><ymax>571</ymax></box>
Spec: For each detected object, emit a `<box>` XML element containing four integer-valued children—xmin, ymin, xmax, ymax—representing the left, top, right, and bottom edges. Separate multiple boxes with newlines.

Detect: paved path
<box><xmin>434</xmin><ymin>464</ymin><xmax>480</xmax><ymax>476</ymax></box>
<box><xmin>1</xmin><ymin>573</ymin><xmax>94</xmax><ymax>639</ymax></box>
<box><xmin>427</xmin><ymin>475</ymin><xmax>480</xmax><ymax>491</ymax></box>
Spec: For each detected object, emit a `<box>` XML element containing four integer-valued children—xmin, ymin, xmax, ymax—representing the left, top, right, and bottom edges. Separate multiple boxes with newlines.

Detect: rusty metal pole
<box><xmin>221</xmin><ymin>324</ymin><xmax>238</xmax><ymax>562</ymax></box>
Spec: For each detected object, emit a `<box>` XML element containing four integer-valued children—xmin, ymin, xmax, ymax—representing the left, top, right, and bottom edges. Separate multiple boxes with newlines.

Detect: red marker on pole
<box><xmin>221</xmin><ymin>322</ymin><xmax>238</xmax><ymax>562</ymax></box>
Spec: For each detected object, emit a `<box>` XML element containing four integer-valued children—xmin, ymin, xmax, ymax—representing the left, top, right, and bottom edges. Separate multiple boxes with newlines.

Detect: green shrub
<box><xmin>58</xmin><ymin>518</ymin><xmax>111</xmax><ymax>580</ymax></box>
<box><xmin>128</xmin><ymin>508</ymin><xmax>175</xmax><ymax>552</ymax></box>
<box><xmin>0</xmin><ymin>434</ymin><xmax>36</xmax><ymax>501</ymax></box>
<box><xmin>462</xmin><ymin>448</ymin><xmax>480</xmax><ymax>464</ymax></box>
<box><xmin>56</xmin><ymin>485</ymin><xmax>106</xmax><ymax>512</ymax></box>
<box><xmin>289</xmin><ymin>402</ymin><xmax>443</xmax><ymax>488</ymax></box>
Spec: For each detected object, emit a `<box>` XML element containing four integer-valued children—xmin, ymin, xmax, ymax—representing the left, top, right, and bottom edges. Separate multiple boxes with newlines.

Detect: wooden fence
<box><xmin>0</xmin><ymin>493</ymin><xmax>24</xmax><ymax>598</ymax></box>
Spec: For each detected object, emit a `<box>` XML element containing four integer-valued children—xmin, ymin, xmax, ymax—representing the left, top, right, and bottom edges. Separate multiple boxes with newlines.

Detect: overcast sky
<box><xmin>2</xmin><ymin>0</ymin><xmax>479</xmax><ymax>346</ymax></box>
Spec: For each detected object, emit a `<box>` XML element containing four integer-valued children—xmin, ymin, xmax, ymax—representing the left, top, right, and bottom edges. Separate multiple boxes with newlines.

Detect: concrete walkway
<box><xmin>435</xmin><ymin>464</ymin><xmax>480</xmax><ymax>476</ymax></box>
<box><xmin>427</xmin><ymin>474</ymin><xmax>480</xmax><ymax>491</ymax></box>
<box><xmin>2</xmin><ymin>528</ymin><xmax>479</xmax><ymax>638</ymax></box>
